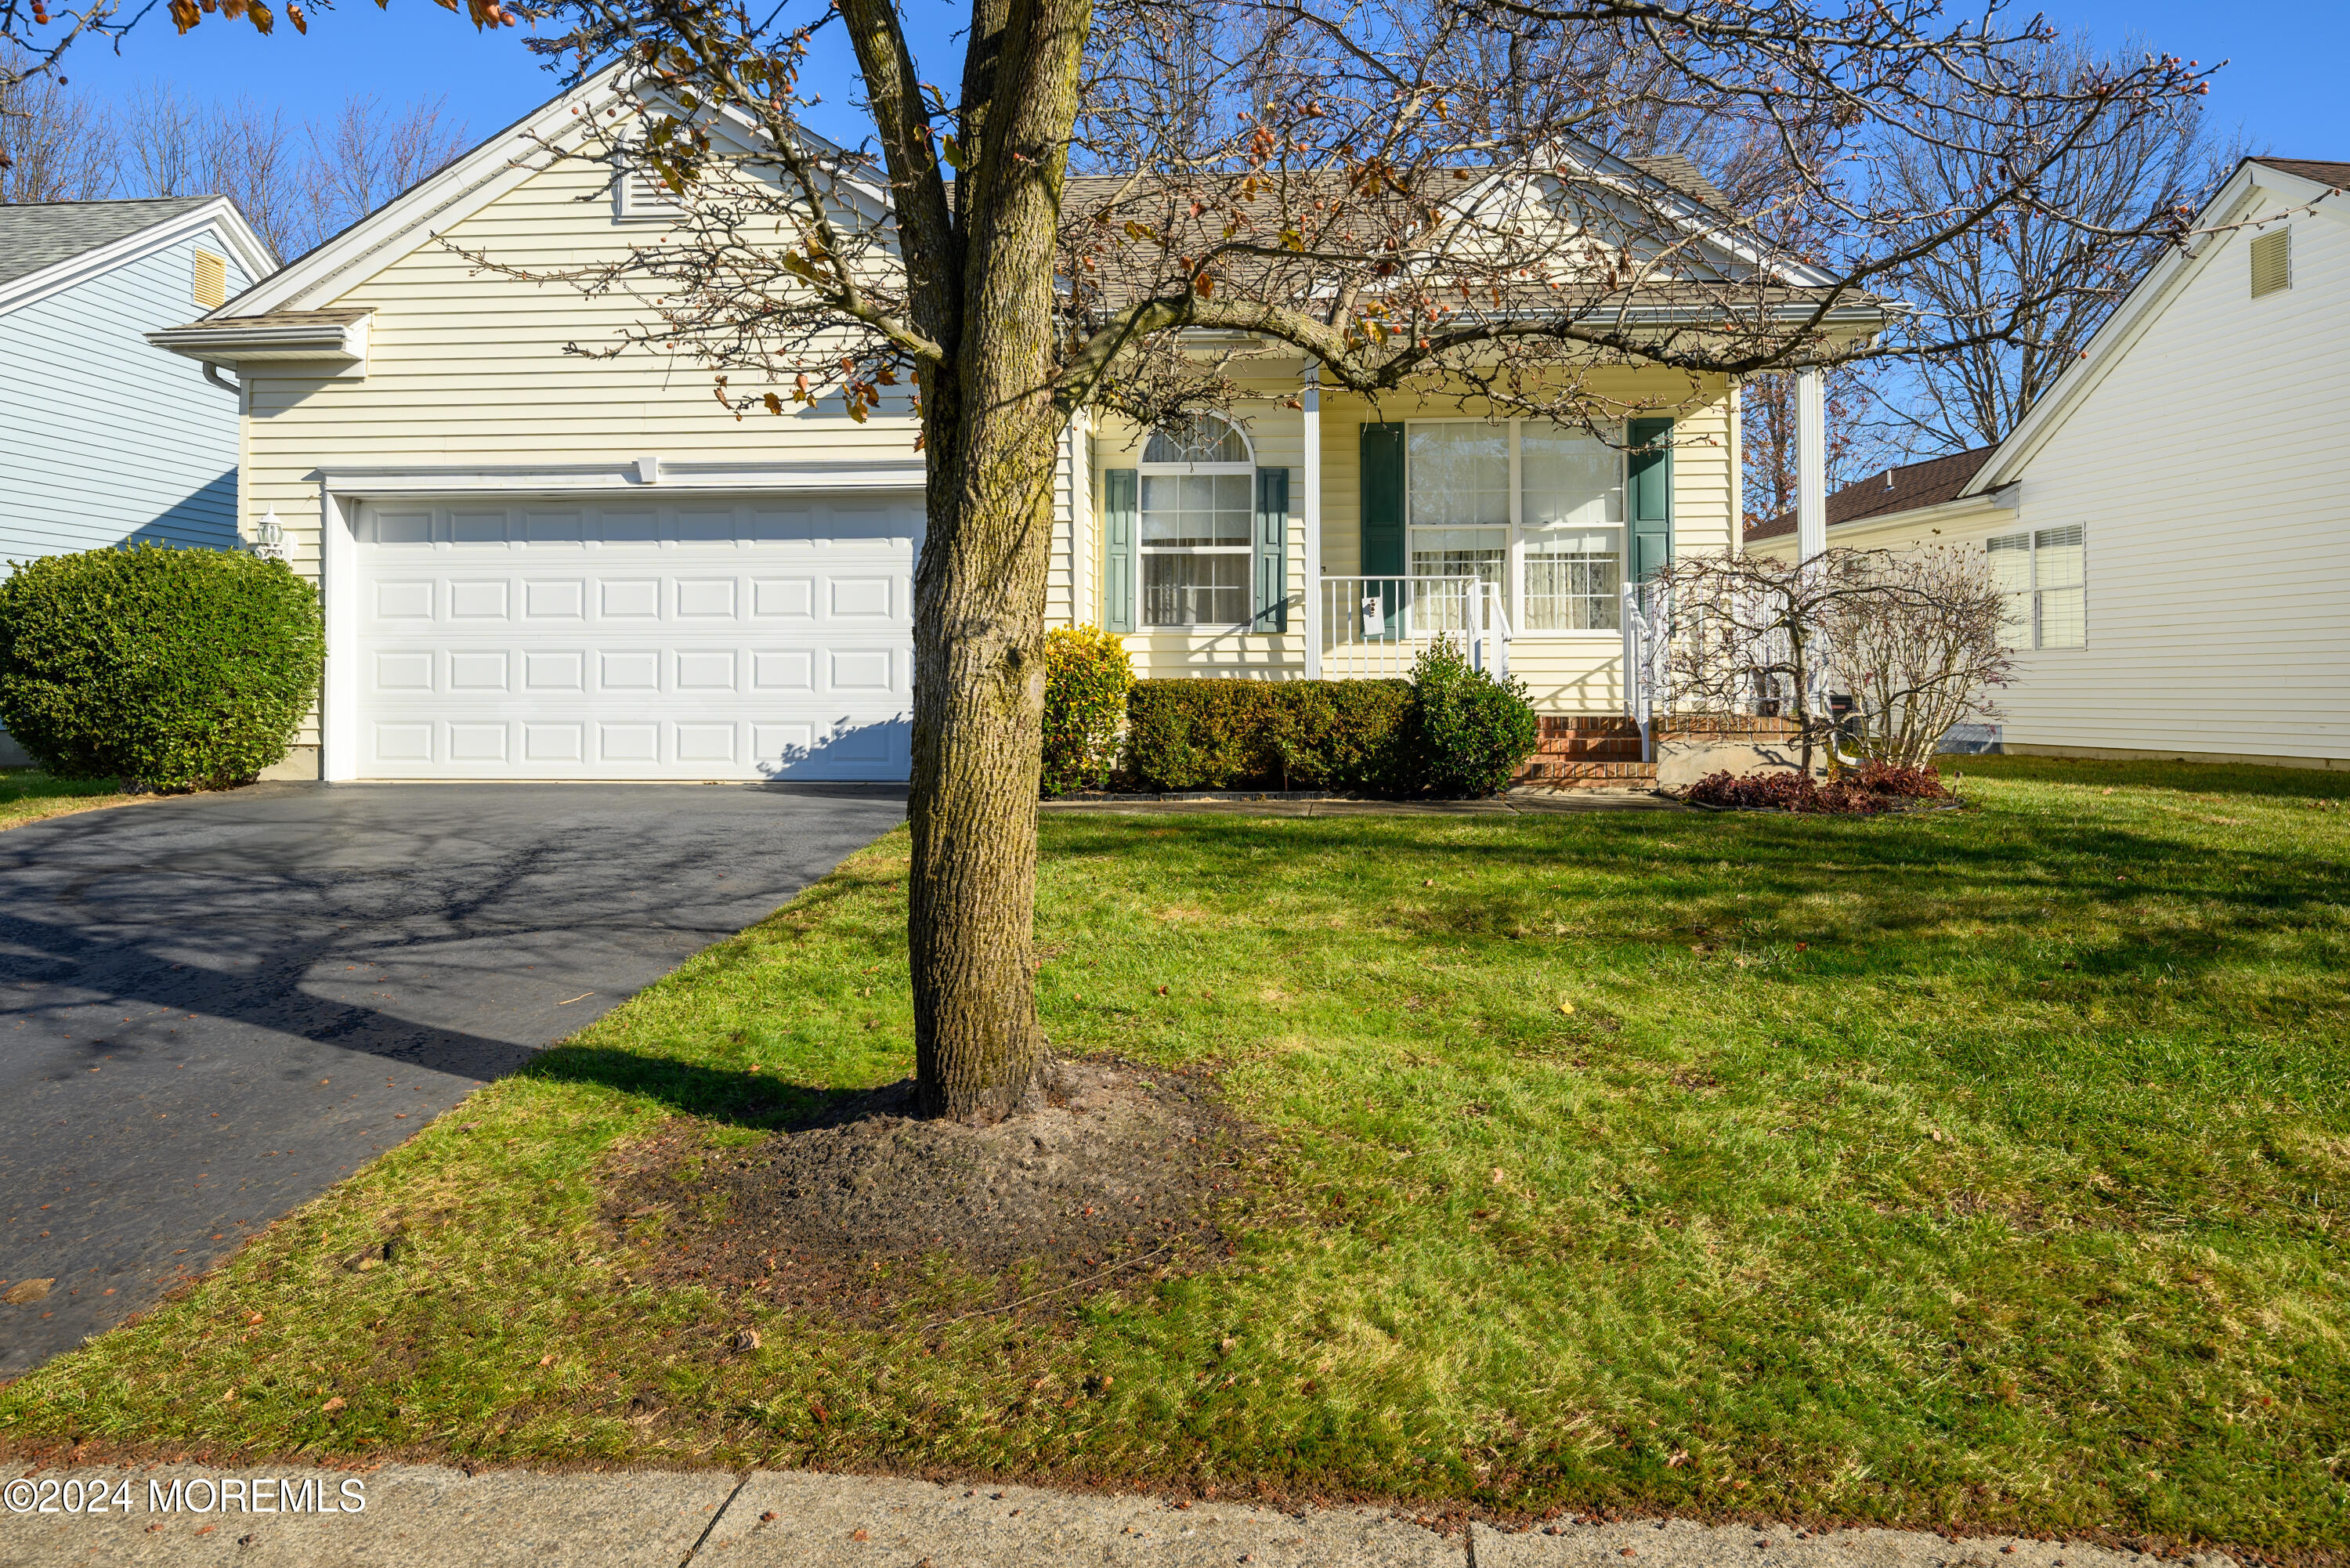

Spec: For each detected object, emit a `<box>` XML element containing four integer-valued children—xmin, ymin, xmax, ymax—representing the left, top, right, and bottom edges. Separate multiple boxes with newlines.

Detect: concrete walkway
<box><xmin>1043</xmin><ymin>788</ymin><xmax>1687</xmax><ymax>816</ymax></box>
<box><xmin>0</xmin><ymin>1464</ymin><xmax>2236</xmax><ymax>1568</ymax></box>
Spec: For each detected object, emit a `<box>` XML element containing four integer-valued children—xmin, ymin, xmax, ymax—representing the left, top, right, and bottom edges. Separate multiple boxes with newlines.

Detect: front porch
<box><xmin>1060</xmin><ymin>369</ymin><xmax>1778</xmax><ymax>718</ymax></box>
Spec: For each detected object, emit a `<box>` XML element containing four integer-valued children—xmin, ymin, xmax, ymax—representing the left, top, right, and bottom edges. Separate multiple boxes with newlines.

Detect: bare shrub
<box><xmin>1818</xmin><ymin>547</ymin><xmax>2015</xmax><ymax>769</ymax></box>
<box><xmin>1656</xmin><ymin>547</ymin><xmax>2013</xmax><ymax>774</ymax></box>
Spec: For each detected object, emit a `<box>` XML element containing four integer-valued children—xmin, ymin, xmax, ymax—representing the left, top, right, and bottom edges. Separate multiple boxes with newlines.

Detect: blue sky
<box><xmin>53</xmin><ymin>0</ymin><xmax>2348</xmax><ymax>163</ymax></box>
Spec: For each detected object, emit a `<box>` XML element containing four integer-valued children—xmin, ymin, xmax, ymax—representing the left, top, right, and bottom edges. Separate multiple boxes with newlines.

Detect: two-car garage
<box><xmin>336</xmin><ymin>493</ymin><xmax>920</xmax><ymax>782</ymax></box>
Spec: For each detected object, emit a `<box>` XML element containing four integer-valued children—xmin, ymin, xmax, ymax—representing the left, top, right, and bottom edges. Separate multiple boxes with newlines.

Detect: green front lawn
<box><xmin>0</xmin><ymin>768</ymin><xmax>138</xmax><ymax>831</ymax></box>
<box><xmin>7</xmin><ymin>756</ymin><xmax>2348</xmax><ymax>1552</ymax></box>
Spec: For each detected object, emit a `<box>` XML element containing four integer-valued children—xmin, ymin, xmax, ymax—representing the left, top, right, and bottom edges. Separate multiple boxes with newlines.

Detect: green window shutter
<box><xmin>1360</xmin><ymin>422</ymin><xmax>1405</xmax><ymax>576</ymax></box>
<box><xmin>1627</xmin><ymin>417</ymin><xmax>1673</xmax><ymax>583</ymax></box>
<box><xmin>1253</xmin><ymin>467</ymin><xmax>1290</xmax><ymax>633</ymax></box>
<box><xmin>1102</xmin><ymin>468</ymin><xmax>1137</xmax><ymax>634</ymax></box>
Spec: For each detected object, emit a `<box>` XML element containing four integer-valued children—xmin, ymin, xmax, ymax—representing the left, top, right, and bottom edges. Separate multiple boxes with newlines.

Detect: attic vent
<box><xmin>615</xmin><ymin>159</ymin><xmax>685</xmax><ymax>222</ymax></box>
<box><xmin>193</xmin><ymin>251</ymin><xmax>227</xmax><ymax>309</ymax></box>
<box><xmin>2250</xmin><ymin>228</ymin><xmax>2290</xmax><ymax>298</ymax></box>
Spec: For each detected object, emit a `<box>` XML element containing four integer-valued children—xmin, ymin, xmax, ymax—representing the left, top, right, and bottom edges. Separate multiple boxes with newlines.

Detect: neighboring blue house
<box><xmin>0</xmin><ymin>197</ymin><xmax>275</xmax><ymax>565</ymax></box>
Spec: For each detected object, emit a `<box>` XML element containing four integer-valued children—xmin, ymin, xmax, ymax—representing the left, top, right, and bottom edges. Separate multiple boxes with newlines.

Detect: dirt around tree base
<box><xmin>603</xmin><ymin>1056</ymin><xmax>1252</xmax><ymax>1325</ymax></box>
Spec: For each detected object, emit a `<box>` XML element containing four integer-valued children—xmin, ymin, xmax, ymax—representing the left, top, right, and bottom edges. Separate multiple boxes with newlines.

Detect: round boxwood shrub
<box><xmin>1041</xmin><ymin>624</ymin><xmax>1134</xmax><ymax>796</ymax></box>
<box><xmin>1408</xmin><ymin>635</ymin><xmax>1538</xmax><ymax>797</ymax></box>
<box><xmin>0</xmin><ymin>544</ymin><xmax>324</xmax><ymax>791</ymax></box>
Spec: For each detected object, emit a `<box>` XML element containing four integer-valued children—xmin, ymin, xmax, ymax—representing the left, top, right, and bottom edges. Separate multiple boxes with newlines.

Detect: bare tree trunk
<box><xmin>905</xmin><ymin>0</ymin><xmax>1087</xmax><ymax>1121</ymax></box>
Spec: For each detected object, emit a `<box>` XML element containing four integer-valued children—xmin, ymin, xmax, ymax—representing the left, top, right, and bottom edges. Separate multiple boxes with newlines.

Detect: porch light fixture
<box><xmin>250</xmin><ymin>508</ymin><xmax>288</xmax><ymax>562</ymax></box>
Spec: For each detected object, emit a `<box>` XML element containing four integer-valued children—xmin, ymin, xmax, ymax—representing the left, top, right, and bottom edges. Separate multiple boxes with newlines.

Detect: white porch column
<box><xmin>1795</xmin><ymin>366</ymin><xmax>1827</xmax><ymax>562</ymax></box>
<box><xmin>1301</xmin><ymin>366</ymin><xmax>1323</xmax><ymax>679</ymax></box>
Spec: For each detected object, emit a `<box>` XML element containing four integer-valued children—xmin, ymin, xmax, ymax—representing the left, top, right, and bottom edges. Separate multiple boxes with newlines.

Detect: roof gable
<box><xmin>0</xmin><ymin>196</ymin><xmax>273</xmax><ymax>319</ymax></box>
<box><xmin>1964</xmin><ymin>156</ymin><xmax>2350</xmax><ymax>497</ymax></box>
<box><xmin>0</xmin><ymin>197</ymin><xmax>218</xmax><ymax>290</ymax></box>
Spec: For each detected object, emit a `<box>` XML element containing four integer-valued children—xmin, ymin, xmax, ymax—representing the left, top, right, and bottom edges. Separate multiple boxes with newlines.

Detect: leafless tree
<box><xmin>114</xmin><ymin>79</ymin><xmax>313</xmax><ymax>253</ymax></box>
<box><xmin>1816</xmin><ymin>547</ymin><xmax>2012</xmax><ymax>768</ymax></box>
<box><xmin>473</xmin><ymin>0</ymin><xmax>2220</xmax><ymax>1119</ymax></box>
<box><xmin>302</xmin><ymin>93</ymin><xmax>472</xmax><ymax>251</ymax></box>
<box><xmin>0</xmin><ymin>44</ymin><xmax>114</xmax><ymax>200</ymax></box>
<box><xmin>1738</xmin><ymin>364</ymin><xmax>1902</xmax><ymax>533</ymax></box>
<box><xmin>1867</xmin><ymin>33</ymin><xmax>2236</xmax><ymax>453</ymax></box>
<box><xmin>74</xmin><ymin>79</ymin><xmax>467</xmax><ymax>256</ymax></box>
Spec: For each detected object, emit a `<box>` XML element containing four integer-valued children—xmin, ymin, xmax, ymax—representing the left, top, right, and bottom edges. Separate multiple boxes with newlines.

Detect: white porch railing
<box><xmin>1620</xmin><ymin>578</ymin><xmax>1671</xmax><ymax>762</ymax></box>
<box><xmin>1318</xmin><ymin>576</ymin><xmax>1509</xmax><ymax>681</ymax></box>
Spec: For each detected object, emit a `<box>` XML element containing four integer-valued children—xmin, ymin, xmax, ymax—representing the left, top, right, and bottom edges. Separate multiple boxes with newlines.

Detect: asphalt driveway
<box><xmin>0</xmin><ymin>782</ymin><xmax>906</xmax><ymax>1375</ymax></box>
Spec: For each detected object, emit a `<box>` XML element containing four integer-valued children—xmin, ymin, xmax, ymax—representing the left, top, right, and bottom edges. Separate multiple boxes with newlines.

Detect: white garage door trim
<box><xmin>318</xmin><ymin>475</ymin><xmax>923</xmax><ymax>782</ymax></box>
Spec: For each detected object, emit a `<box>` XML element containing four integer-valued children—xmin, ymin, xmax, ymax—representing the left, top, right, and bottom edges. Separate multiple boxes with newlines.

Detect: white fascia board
<box><xmin>313</xmin><ymin>457</ymin><xmax>926</xmax><ymax>496</ymax></box>
<box><xmin>1967</xmin><ymin>165</ymin><xmax>2305</xmax><ymax>493</ymax></box>
<box><xmin>222</xmin><ymin>62</ymin><xmax>635</xmax><ymax>318</ymax></box>
<box><xmin>633</xmin><ymin>87</ymin><xmax>895</xmax><ymax>224</ymax></box>
<box><xmin>0</xmin><ymin>197</ymin><xmax>275</xmax><ymax>319</ymax></box>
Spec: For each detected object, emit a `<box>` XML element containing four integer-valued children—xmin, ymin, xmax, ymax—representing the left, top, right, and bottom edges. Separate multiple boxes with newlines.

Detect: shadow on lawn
<box><xmin>522</xmin><ymin>1043</ymin><xmax>849</xmax><ymax>1131</ymax></box>
<box><xmin>1039</xmin><ymin>800</ymin><xmax>2350</xmax><ymax>987</ymax></box>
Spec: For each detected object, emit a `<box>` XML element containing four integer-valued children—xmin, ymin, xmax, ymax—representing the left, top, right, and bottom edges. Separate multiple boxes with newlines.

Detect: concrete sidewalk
<box><xmin>1042</xmin><ymin>788</ymin><xmax>1685</xmax><ymax>816</ymax></box>
<box><xmin>0</xmin><ymin>1464</ymin><xmax>2237</xmax><ymax>1568</ymax></box>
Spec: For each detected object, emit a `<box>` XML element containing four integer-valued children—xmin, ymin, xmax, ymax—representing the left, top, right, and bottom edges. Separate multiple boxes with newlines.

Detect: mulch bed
<box><xmin>601</xmin><ymin>1056</ymin><xmax>1254</xmax><ymax>1328</ymax></box>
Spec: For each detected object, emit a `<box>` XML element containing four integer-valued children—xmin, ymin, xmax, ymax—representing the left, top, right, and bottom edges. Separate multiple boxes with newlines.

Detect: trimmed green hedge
<box><xmin>1126</xmin><ymin>678</ymin><xmax>1415</xmax><ymax>793</ymax></box>
<box><xmin>0</xmin><ymin>544</ymin><xmax>324</xmax><ymax>791</ymax></box>
<box><xmin>1124</xmin><ymin>643</ymin><xmax>1540</xmax><ymax>797</ymax></box>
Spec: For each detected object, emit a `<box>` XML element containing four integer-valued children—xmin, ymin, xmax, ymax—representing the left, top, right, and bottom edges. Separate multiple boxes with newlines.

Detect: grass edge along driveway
<box><xmin>5</xmin><ymin>756</ymin><xmax>2347</xmax><ymax>1558</ymax></box>
<box><xmin>0</xmin><ymin>769</ymin><xmax>140</xmax><ymax>831</ymax></box>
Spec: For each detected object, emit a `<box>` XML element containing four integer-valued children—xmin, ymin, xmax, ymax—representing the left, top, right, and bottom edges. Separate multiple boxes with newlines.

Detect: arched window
<box><xmin>1139</xmin><ymin>414</ymin><xmax>1256</xmax><ymax>627</ymax></box>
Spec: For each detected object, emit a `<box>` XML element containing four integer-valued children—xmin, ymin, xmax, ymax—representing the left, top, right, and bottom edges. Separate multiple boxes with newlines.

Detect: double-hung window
<box><xmin>1140</xmin><ymin>416</ymin><xmax>1255</xmax><ymax>627</ymax></box>
<box><xmin>1986</xmin><ymin>526</ymin><xmax>2086</xmax><ymax>649</ymax></box>
<box><xmin>1405</xmin><ymin>420</ymin><xmax>1625</xmax><ymax>633</ymax></box>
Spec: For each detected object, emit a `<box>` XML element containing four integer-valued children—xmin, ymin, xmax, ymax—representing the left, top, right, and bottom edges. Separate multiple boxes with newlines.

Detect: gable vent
<box><xmin>2251</xmin><ymin>228</ymin><xmax>2291</xmax><ymax>298</ymax></box>
<box><xmin>193</xmin><ymin>251</ymin><xmax>227</xmax><ymax>309</ymax></box>
<box><xmin>616</xmin><ymin>160</ymin><xmax>685</xmax><ymax>222</ymax></box>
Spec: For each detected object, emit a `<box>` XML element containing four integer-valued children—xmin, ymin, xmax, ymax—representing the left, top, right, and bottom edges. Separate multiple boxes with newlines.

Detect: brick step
<box><xmin>1531</xmin><ymin>739</ymin><xmax>1645</xmax><ymax>760</ymax></box>
<box><xmin>1514</xmin><ymin>759</ymin><xmax>1659</xmax><ymax>785</ymax></box>
<box><xmin>1536</xmin><ymin>715</ymin><xmax>1642</xmax><ymax>738</ymax></box>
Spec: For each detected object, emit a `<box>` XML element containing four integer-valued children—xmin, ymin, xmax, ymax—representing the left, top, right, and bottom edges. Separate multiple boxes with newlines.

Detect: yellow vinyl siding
<box><xmin>240</xmin><ymin>146</ymin><xmax>920</xmax><ymax>747</ymax></box>
<box><xmin>1073</xmin><ymin>370</ymin><xmax>1734</xmax><ymax>709</ymax></box>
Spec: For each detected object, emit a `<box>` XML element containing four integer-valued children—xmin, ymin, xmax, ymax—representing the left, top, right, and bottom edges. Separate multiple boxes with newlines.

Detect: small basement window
<box><xmin>2250</xmin><ymin>228</ymin><xmax>2290</xmax><ymax>298</ymax></box>
<box><xmin>193</xmin><ymin>251</ymin><xmax>227</xmax><ymax>309</ymax></box>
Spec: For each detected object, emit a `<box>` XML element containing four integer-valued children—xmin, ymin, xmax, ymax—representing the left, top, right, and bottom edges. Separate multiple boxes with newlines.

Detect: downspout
<box><xmin>201</xmin><ymin>360</ymin><xmax>240</xmax><ymax>395</ymax></box>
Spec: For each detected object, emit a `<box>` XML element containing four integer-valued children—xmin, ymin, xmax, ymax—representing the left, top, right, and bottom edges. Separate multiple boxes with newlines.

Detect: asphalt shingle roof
<box><xmin>1747</xmin><ymin>445</ymin><xmax>1997</xmax><ymax>543</ymax></box>
<box><xmin>0</xmin><ymin>196</ymin><xmax>218</xmax><ymax>291</ymax></box>
<box><xmin>2253</xmin><ymin>158</ymin><xmax>2350</xmax><ymax>188</ymax></box>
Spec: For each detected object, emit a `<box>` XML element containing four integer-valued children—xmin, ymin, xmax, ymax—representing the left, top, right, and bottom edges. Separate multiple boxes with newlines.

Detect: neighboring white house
<box><xmin>150</xmin><ymin>67</ymin><xmax>1870</xmax><ymax>785</ymax></box>
<box><xmin>1</xmin><ymin>197</ymin><xmax>273</xmax><ymax>568</ymax></box>
<box><xmin>1752</xmin><ymin>156</ymin><xmax>2350</xmax><ymax>771</ymax></box>
<box><xmin>0</xmin><ymin>196</ymin><xmax>274</xmax><ymax>765</ymax></box>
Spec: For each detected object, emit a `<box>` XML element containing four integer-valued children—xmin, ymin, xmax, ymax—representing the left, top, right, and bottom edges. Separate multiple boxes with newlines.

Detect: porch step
<box><xmin>1531</xmin><ymin>735</ymin><xmax>1644</xmax><ymax>761</ymax></box>
<box><xmin>1514</xmin><ymin>759</ymin><xmax>1659</xmax><ymax>788</ymax></box>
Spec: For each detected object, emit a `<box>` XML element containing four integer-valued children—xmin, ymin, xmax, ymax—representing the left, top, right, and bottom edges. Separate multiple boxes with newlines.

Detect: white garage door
<box><xmin>352</xmin><ymin>494</ymin><xmax>920</xmax><ymax>780</ymax></box>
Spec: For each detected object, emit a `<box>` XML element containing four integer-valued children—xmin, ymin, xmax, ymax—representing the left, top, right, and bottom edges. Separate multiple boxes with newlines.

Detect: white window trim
<box><xmin>1404</xmin><ymin>417</ymin><xmax>1626</xmax><ymax>638</ymax></box>
<box><xmin>1137</xmin><ymin>414</ymin><xmax>1257</xmax><ymax>632</ymax></box>
<box><xmin>1986</xmin><ymin>525</ymin><xmax>2089</xmax><ymax>650</ymax></box>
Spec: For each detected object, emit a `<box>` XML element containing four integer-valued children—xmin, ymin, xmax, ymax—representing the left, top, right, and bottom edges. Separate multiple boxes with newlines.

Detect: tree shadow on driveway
<box><xmin>0</xmin><ymin>780</ymin><xmax>906</xmax><ymax>1375</ymax></box>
